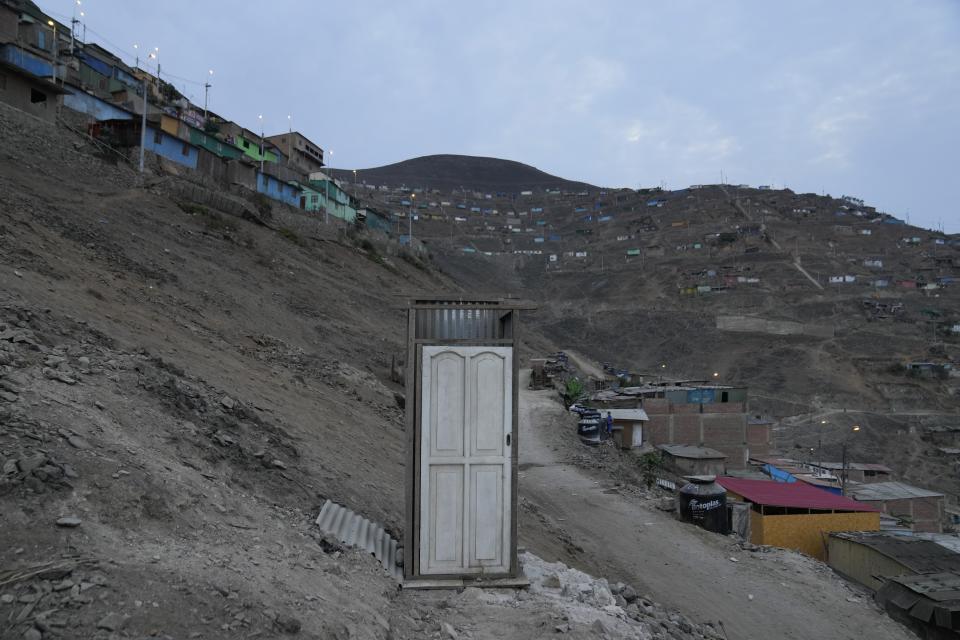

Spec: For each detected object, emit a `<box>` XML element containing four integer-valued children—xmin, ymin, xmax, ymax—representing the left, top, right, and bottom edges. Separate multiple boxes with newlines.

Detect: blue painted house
<box><xmin>0</xmin><ymin>44</ymin><xmax>52</xmax><ymax>78</ymax></box>
<box><xmin>62</xmin><ymin>89</ymin><xmax>134</xmax><ymax>121</ymax></box>
<box><xmin>257</xmin><ymin>172</ymin><xmax>300</xmax><ymax>207</ymax></box>
<box><xmin>143</xmin><ymin>125</ymin><xmax>198</xmax><ymax>170</ymax></box>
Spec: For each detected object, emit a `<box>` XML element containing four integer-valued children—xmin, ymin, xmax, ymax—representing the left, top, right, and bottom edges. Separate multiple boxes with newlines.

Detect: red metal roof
<box><xmin>717</xmin><ymin>476</ymin><xmax>878</xmax><ymax>512</ymax></box>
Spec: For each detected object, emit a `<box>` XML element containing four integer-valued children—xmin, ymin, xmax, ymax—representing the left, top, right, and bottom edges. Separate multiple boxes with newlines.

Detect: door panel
<box><xmin>428</xmin><ymin>465</ymin><xmax>463</xmax><ymax>570</ymax></box>
<box><xmin>470</xmin><ymin>465</ymin><xmax>503</xmax><ymax>565</ymax></box>
<box><xmin>431</xmin><ymin>352</ymin><xmax>465</xmax><ymax>456</ymax></box>
<box><xmin>419</xmin><ymin>346</ymin><xmax>512</xmax><ymax>575</ymax></box>
<box><xmin>472</xmin><ymin>352</ymin><xmax>505</xmax><ymax>456</ymax></box>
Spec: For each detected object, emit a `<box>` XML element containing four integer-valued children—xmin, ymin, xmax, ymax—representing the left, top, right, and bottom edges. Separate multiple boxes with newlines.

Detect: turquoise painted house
<box><xmin>303</xmin><ymin>177</ymin><xmax>356</xmax><ymax>223</ymax></box>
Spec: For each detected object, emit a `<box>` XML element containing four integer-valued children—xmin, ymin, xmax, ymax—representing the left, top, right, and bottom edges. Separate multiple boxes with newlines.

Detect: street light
<box><xmin>840</xmin><ymin>425</ymin><xmax>861</xmax><ymax>496</ymax></box>
<box><xmin>410</xmin><ymin>193</ymin><xmax>415</xmax><ymax>243</ymax></box>
<box><xmin>133</xmin><ymin>43</ymin><xmax>139</xmax><ymax>68</ymax></box>
<box><xmin>46</xmin><ymin>20</ymin><xmax>57</xmax><ymax>85</ymax></box>
<box><xmin>257</xmin><ymin>114</ymin><xmax>264</xmax><ymax>173</ymax></box>
<box><xmin>203</xmin><ymin>69</ymin><xmax>213</xmax><ymax>120</ymax></box>
<box><xmin>149</xmin><ymin>47</ymin><xmax>160</xmax><ymax>82</ymax></box>
<box><xmin>324</xmin><ymin>149</ymin><xmax>333</xmax><ymax>224</ymax></box>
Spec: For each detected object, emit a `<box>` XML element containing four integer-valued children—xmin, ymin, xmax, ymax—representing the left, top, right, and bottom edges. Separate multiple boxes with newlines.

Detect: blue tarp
<box><xmin>763</xmin><ymin>464</ymin><xmax>797</xmax><ymax>483</ymax></box>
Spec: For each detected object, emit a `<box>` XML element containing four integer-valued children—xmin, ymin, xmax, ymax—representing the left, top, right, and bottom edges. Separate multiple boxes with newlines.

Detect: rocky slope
<box><xmin>0</xmin><ymin>105</ymin><xmax>745</xmax><ymax>639</ymax></box>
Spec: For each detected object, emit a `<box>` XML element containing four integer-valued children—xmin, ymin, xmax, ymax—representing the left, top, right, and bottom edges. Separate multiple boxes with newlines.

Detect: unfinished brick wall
<box><xmin>639</xmin><ymin>400</ymin><xmax>753</xmax><ymax>469</ymax></box>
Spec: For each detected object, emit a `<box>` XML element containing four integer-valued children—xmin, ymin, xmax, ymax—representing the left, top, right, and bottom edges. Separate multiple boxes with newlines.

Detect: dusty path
<box><xmin>517</xmin><ymin>370</ymin><xmax>914</xmax><ymax>640</ymax></box>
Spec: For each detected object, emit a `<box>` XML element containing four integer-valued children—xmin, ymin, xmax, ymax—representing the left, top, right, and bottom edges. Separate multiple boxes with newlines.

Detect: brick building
<box><xmin>851</xmin><ymin>482</ymin><xmax>945</xmax><ymax>533</ymax></box>
<box><xmin>641</xmin><ymin>386</ymin><xmax>771</xmax><ymax>469</ymax></box>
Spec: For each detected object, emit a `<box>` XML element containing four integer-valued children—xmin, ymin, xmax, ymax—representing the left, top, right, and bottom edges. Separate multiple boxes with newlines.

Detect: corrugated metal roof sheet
<box><xmin>853</xmin><ymin>482</ymin><xmax>944</xmax><ymax>501</ymax></box>
<box><xmin>813</xmin><ymin>461</ymin><xmax>892</xmax><ymax>472</ymax></box>
<box><xmin>315</xmin><ymin>500</ymin><xmax>402</xmax><ymax>582</ymax></box>
<box><xmin>717</xmin><ymin>476</ymin><xmax>878</xmax><ymax>512</ymax></box>
<box><xmin>605</xmin><ymin>408</ymin><xmax>649</xmax><ymax>421</ymax></box>
<box><xmin>658</xmin><ymin>444</ymin><xmax>726</xmax><ymax>459</ymax></box>
<box><xmin>831</xmin><ymin>532</ymin><xmax>960</xmax><ymax>573</ymax></box>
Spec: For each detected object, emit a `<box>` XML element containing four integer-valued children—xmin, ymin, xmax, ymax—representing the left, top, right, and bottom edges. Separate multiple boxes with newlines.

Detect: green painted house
<box><xmin>234</xmin><ymin>133</ymin><xmax>278</xmax><ymax>163</ymax></box>
<box><xmin>187</xmin><ymin>128</ymin><xmax>245</xmax><ymax>160</ymax></box>
<box><xmin>302</xmin><ymin>178</ymin><xmax>356</xmax><ymax>223</ymax></box>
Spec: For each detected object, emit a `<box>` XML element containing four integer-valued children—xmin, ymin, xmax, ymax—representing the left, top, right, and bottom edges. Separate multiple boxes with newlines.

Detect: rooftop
<box><xmin>605</xmin><ymin>408</ymin><xmax>649</xmax><ymax>421</ymax></box>
<box><xmin>811</xmin><ymin>461</ymin><xmax>892</xmax><ymax>473</ymax></box>
<box><xmin>852</xmin><ymin>481</ymin><xmax>944</xmax><ymax>501</ymax></box>
<box><xmin>717</xmin><ymin>476</ymin><xmax>878</xmax><ymax>512</ymax></box>
<box><xmin>830</xmin><ymin>532</ymin><xmax>960</xmax><ymax>573</ymax></box>
<box><xmin>659</xmin><ymin>444</ymin><xmax>727</xmax><ymax>460</ymax></box>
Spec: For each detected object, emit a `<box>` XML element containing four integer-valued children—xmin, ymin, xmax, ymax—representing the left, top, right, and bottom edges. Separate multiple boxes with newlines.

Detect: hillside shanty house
<box><xmin>827</xmin><ymin>531</ymin><xmax>960</xmax><ymax>591</ymax></box>
<box><xmin>264</xmin><ymin>131</ymin><xmax>324</xmax><ymax>176</ymax></box>
<box><xmin>606</xmin><ymin>408</ymin><xmax>649</xmax><ymax>449</ymax></box>
<box><xmin>875</xmin><ymin>572</ymin><xmax>960</xmax><ymax>638</ymax></box>
<box><xmin>806</xmin><ymin>461</ymin><xmax>892</xmax><ymax>484</ymax></box>
<box><xmin>640</xmin><ymin>385</ymin><xmax>770</xmax><ymax>469</ymax></box>
<box><xmin>717</xmin><ymin>476</ymin><xmax>879</xmax><ymax>559</ymax></box>
<box><xmin>851</xmin><ymin>482</ymin><xmax>945</xmax><ymax>533</ymax></box>
<box><xmin>658</xmin><ymin>445</ymin><xmax>727</xmax><ymax>477</ymax></box>
<box><xmin>0</xmin><ymin>59</ymin><xmax>65</xmax><ymax>122</ymax></box>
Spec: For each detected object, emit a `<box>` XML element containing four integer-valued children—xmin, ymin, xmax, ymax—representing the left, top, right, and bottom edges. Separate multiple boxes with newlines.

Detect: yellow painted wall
<box><xmin>750</xmin><ymin>511</ymin><xmax>880</xmax><ymax>560</ymax></box>
<box><xmin>160</xmin><ymin>114</ymin><xmax>180</xmax><ymax>138</ymax></box>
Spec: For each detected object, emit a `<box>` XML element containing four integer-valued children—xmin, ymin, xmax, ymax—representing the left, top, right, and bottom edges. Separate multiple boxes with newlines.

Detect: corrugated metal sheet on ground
<box><xmin>315</xmin><ymin>500</ymin><xmax>402</xmax><ymax>581</ymax></box>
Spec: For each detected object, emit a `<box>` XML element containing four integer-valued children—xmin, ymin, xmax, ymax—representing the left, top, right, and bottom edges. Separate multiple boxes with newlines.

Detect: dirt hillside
<box><xmin>0</xmin><ymin>105</ymin><xmax>756</xmax><ymax>639</ymax></box>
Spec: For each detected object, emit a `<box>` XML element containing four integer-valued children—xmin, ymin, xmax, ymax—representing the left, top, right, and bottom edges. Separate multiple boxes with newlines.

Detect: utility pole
<box><xmin>203</xmin><ymin>69</ymin><xmax>213</xmax><ymax>120</ymax></box>
<box><xmin>46</xmin><ymin>21</ymin><xmax>57</xmax><ymax>85</ymax></box>
<box><xmin>139</xmin><ymin>76</ymin><xmax>147</xmax><ymax>173</ymax></box>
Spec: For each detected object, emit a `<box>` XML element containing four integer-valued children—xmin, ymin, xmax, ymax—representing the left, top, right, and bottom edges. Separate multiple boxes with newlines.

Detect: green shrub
<box><xmin>638</xmin><ymin>451</ymin><xmax>664</xmax><ymax>489</ymax></box>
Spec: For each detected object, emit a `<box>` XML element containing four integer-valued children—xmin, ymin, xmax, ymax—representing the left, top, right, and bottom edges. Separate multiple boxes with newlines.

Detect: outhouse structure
<box><xmin>403</xmin><ymin>296</ymin><xmax>534</xmax><ymax>587</ymax></box>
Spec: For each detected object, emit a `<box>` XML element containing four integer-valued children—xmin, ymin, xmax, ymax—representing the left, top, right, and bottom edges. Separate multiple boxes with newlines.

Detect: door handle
<box><xmin>506</xmin><ymin>433</ymin><xmax>511</xmax><ymax>447</ymax></box>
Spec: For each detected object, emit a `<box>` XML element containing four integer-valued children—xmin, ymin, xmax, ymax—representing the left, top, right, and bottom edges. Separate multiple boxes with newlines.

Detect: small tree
<box><xmin>563</xmin><ymin>377</ymin><xmax>584</xmax><ymax>405</ymax></box>
<box><xmin>638</xmin><ymin>451</ymin><xmax>664</xmax><ymax>489</ymax></box>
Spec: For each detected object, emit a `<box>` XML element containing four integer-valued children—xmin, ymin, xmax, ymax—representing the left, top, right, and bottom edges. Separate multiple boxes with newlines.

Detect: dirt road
<box><xmin>516</xmin><ymin>371</ymin><xmax>914</xmax><ymax>640</ymax></box>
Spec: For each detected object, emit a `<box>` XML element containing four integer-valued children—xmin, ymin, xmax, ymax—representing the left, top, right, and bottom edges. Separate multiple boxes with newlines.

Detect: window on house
<box><xmin>30</xmin><ymin>88</ymin><xmax>47</xmax><ymax>105</ymax></box>
<box><xmin>311</xmin><ymin>195</ymin><xmax>318</xmax><ymax>203</ymax></box>
<box><xmin>721</xmin><ymin>391</ymin><xmax>729</xmax><ymax>403</ymax></box>
<box><xmin>37</xmin><ymin>30</ymin><xmax>45</xmax><ymax>50</ymax></box>
<box><xmin>181</xmin><ymin>143</ymin><xmax>189</xmax><ymax>156</ymax></box>
<box><xmin>153</xmin><ymin>130</ymin><xmax>162</xmax><ymax>144</ymax></box>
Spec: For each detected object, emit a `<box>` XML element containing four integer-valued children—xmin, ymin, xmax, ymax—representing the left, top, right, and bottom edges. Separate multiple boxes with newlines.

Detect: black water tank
<box><xmin>678</xmin><ymin>475</ymin><xmax>728</xmax><ymax>534</ymax></box>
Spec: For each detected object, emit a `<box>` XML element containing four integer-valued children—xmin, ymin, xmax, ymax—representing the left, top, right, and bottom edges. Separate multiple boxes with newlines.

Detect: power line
<box><xmin>44</xmin><ymin>11</ymin><xmax>209</xmax><ymax>88</ymax></box>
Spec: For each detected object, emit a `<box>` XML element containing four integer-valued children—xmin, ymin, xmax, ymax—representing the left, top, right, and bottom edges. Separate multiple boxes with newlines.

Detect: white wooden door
<box><xmin>419</xmin><ymin>346</ymin><xmax>512</xmax><ymax>575</ymax></box>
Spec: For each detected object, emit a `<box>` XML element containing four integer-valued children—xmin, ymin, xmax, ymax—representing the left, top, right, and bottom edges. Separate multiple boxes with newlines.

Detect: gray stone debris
<box><xmin>55</xmin><ymin>516</ymin><xmax>82</xmax><ymax>528</ymax></box>
<box><xmin>0</xmin><ymin>390</ymin><xmax>17</xmax><ymax>402</ymax></box>
<box><xmin>96</xmin><ymin>613</ymin><xmax>126</xmax><ymax>631</ymax></box>
<box><xmin>273</xmin><ymin>614</ymin><xmax>302</xmax><ymax>634</ymax></box>
<box><xmin>18</xmin><ymin>455</ymin><xmax>46</xmax><ymax>474</ymax></box>
<box><xmin>220</xmin><ymin>395</ymin><xmax>236</xmax><ymax>410</ymax></box>
<box><xmin>67</xmin><ymin>435</ymin><xmax>92</xmax><ymax>450</ymax></box>
<box><xmin>42</xmin><ymin>368</ymin><xmax>77</xmax><ymax>385</ymax></box>
<box><xmin>271</xmin><ymin>459</ymin><xmax>287</xmax><ymax>470</ymax></box>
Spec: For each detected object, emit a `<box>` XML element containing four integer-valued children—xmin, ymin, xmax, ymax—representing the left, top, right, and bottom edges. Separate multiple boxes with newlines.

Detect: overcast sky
<box><xmin>52</xmin><ymin>1</ymin><xmax>959</xmax><ymax>231</ymax></box>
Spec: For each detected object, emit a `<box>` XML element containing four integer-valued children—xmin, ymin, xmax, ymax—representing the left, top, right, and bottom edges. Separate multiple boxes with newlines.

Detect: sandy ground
<box><xmin>516</xmin><ymin>370</ymin><xmax>916</xmax><ymax>640</ymax></box>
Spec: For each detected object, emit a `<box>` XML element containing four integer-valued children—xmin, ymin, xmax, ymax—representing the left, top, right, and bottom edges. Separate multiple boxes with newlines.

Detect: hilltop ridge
<box><xmin>330</xmin><ymin>154</ymin><xmax>597</xmax><ymax>193</ymax></box>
